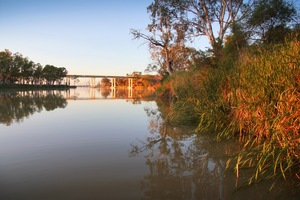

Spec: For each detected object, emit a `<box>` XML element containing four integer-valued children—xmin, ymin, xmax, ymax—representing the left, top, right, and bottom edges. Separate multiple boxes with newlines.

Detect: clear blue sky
<box><xmin>0</xmin><ymin>0</ymin><xmax>155</xmax><ymax>76</ymax></box>
<box><xmin>1</xmin><ymin>1</ymin><xmax>299</xmax><ymax>76</ymax></box>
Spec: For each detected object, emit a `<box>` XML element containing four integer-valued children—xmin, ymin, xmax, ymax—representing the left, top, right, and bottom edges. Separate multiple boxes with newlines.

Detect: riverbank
<box><xmin>156</xmin><ymin>38</ymin><xmax>300</xmax><ymax>189</ymax></box>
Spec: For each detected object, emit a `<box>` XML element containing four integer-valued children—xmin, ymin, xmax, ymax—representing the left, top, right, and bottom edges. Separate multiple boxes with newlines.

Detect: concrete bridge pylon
<box><xmin>65</xmin><ymin>74</ymin><xmax>136</xmax><ymax>89</ymax></box>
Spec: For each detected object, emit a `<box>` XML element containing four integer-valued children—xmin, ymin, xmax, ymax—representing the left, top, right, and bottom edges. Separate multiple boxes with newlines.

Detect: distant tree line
<box><xmin>0</xmin><ymin>49</ymin><xmax>68</xmax><ymax>85</ymax></box>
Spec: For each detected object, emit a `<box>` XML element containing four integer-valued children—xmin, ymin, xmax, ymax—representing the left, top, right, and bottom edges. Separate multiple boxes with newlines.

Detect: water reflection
<box><xmin>0</xmin><ymin>88</ymin><xmax>156</xmax><ymax>126</ymax></box>
<box><xmin>66</xmin><ymin>87</ymin><xmax>155</xmax><ymax>104</ymax></box>
<box><xmin>1</xmin><ymin>88</ymin><xmax>298</xmax><ymax>199</ymax></box>
<box><xmin>130</xmin><ymin>105</ymin><xmax>238</xmax><ymax>199</ymax></box>
<box><xmin>0</xmin><ymin>90</ymin><xmax>67</xmax><ymax>126</ymax></box>
<box><xmin>130</xmin><ymin>104</ymin><xmax>299</xmax><ymax>199</ymax></box>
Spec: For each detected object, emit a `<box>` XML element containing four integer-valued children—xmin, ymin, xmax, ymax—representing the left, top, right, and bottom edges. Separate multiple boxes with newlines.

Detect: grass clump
<box><xmin>156</xmin><ymin>68</ymin><xmax>208</xmax><ymax>126</ymax></box>
<box><xmin>225</xmin><ymin>39</ymin><xmax>300</xmax><ymax>183</ymax></box>
<box><xmin>202</xmin><ymin>38</ymin><xmax>300</xmax><ymax>184</ymax></box>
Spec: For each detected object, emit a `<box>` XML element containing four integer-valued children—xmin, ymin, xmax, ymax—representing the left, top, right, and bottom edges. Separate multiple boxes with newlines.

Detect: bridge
<box><xmin>65</xmin><ymin>74</ymin><xmax>138</xmax><ymax>88</ymax></box>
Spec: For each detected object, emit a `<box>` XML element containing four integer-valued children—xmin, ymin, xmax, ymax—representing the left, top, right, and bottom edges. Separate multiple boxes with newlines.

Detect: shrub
<box><xmin>156</xmin><ymin>68</ymin><xmax>208</xmax><ymax>126</ymax></box>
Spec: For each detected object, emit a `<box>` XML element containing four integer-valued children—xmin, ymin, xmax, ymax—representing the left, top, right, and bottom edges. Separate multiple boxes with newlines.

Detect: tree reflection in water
<box><xmin>130</xmin><ymin>105</ymin><xmax>240</xmax><ymax>200</ymax></box>
<box><xmin>0</xmin><ymin>90</ymin><xmax>67</xmax><ymax>126</ymax></box>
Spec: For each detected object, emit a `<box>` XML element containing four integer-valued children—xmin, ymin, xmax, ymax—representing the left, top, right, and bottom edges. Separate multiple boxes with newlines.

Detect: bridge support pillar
<box><xmin>127</xmin><ymin>78</ymin><xmax>133</xmax><ymax>89</ymax></box>
<box><xmin>90</xmin><ymin>77</ymin><xmax>96</xmax><ymax>87</ymax></box>
<box><xmin>128</xmin><ymin>87</ymin><xmax>132</xmax><ymax>98</ymax></box>
<box><xmin>89</xmin><ymin>88</ymin><xmax>95</xmax><ymax>99</ymax></box>
<box><xmin>111</xmin><ymin>88</ymin><xmax>116</xmax><ymax>98</ymax></box>
<box><xmin>66</xmin><ymin>89</ymin><xmax>71</xmax><ymax>99</ymax></box>
<box><xmin>110</xmin><ymin>78</ymin><xmax>116</xmax><ymax>88</ymax></box>
<box><xmin>66</xmin><ymin>77</ymin><xmax>71</xmax><ymax>85</ymax></box>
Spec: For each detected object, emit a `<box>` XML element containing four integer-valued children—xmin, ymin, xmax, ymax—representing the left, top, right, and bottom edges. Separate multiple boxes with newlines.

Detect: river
<box><xmin>0</xmin><ymin>88</ymin><xmax>298</xmax><ymax>200</ymax></box>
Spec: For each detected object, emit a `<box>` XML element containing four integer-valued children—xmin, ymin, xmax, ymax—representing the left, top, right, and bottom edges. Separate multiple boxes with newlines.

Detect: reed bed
<box><xmin>212</xmin><ymin>38</ymin><xmax>300</xmax><ymax>184</ymax></box>
<box><xmin>157</xmin><ymin>38</ymin><xmax>300</xmax><ymax>185</ymax></box>
<box><xmin>157</xmin><ymin>68</ymin><xmax>208</xmax><ymax>126</ymax></box>
<box><xmin>227</xmin><ymin>39</ymin><xmax>300</xmax><ymax>184</ymax></box>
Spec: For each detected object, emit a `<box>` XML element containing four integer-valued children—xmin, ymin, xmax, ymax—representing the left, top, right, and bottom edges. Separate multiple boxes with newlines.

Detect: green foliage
<box><xmin>247</xmin><ymin>0</ymin><xmax>298</xmax><ymax>43</ymax></box>
<box><xmin>0</xmin><ymin>49</ymin><xmax>68</xmax><ymax>85</ymax></box>
<box><xmin>264</xmin><ymin>25</ymin><xmax>294</xmax><ymax>44</ymax></box>
<box><xmin>135</xmin><ymin>0</ymin><xmax>247</xmax><ymax>77</ymax></box>
<box><xmin>248</xmin><ymin>0</ymin><xmax>296</xmax><ymax>27</ymax></box>
<box><xmin>194</xmin><ymin>66</ymin><xmax>235</xmax><ymax>136</ymax></box>
<box><xmin>222</xmin><ymin>22</ymin><xmax>249</xmax><ymax>62</ymax></box>
<box><xmin>156</xmin><ymin>68</ymin><xmax>208</xmax><ymax>126</ymax></box>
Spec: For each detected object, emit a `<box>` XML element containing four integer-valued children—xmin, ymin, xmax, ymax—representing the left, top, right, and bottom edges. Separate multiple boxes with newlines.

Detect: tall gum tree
<box><xmin>131</xmin><ymin>0</ymin><xmax>193</xmax><ymax>76</ymax></box>
<box><xmin>148</xmin><ymin>0</ymin><xmax>248</xmax><ymax>59</ymax></box>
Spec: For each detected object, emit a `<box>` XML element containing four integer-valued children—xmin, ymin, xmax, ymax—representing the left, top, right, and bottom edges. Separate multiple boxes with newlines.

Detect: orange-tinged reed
<box><xmin>222</xmin><ymin>38</ymin><xmax>300</xmax><ymax>183</ymax></box>
<box><xmin>157</xmin><ymin>37</ymin><xmax>300</xmax><ymax>185</ymax></box>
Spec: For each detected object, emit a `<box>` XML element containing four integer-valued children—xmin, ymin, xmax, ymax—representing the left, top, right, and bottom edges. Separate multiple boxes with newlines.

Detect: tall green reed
<box><xmin>156</xmin><ymin>68</ymin><xmax>208</xmax><ymax>126</ymax></box>
<box><xmin>221</xmin><ymin>39</ymin><xmax>300</xmax><ymax>184</ymax></box>
<box><xmin>156</xmin><ymin>37</ymin><xmax>300</xmax><ymax>185</ymax></box>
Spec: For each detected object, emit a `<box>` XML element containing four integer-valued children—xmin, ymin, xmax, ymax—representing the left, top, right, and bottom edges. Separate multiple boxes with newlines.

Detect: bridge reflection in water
<box><xmin>65</xmin><ymin>87</ymin><xmax>155</xmax><ymax>102</ymax></box>
<box><xmin>65</xmin><ymin>74</ymin><xmax>136</xmax><ymax>88</ymax></box>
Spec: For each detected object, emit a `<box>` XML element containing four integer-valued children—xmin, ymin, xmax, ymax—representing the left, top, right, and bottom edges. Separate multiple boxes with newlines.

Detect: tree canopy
<box><xmin>246</xmin><ymin>0</ymin><xmax>298</xmax><ymax>43</ymax></box>
<box><xmin>132</xmin><ymin>0</ymin><xmax>299</xmax><ymax>75</ymax></box>
<box><xmin>0</xmin><ymin>49</ymin><xmax>68</xmax><ymax>85</ymax></box>
<box><xmin>132</xmin><ymin>0</ymin><xmax>248</xmax><ymax>74</ymax></box>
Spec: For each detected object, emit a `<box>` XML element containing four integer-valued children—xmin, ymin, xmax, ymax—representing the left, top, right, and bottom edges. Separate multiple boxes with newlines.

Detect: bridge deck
<box><xmin>66</xmin><ymin>75</ymin><xmax>137</xmax><ymax>78</ymax></box>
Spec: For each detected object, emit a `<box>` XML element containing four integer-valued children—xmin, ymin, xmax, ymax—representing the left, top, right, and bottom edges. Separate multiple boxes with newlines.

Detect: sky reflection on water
<box><xmin>0</xmin><ymin>88</ymin><xmax>298</xmax><ymax>200</ymax></box>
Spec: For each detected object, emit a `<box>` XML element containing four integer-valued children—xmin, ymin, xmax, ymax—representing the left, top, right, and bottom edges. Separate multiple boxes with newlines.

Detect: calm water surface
<box><xmin>0</xmin><ymin>88</ymin><xmax>298</xmax><ymax>200</ymax></box>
